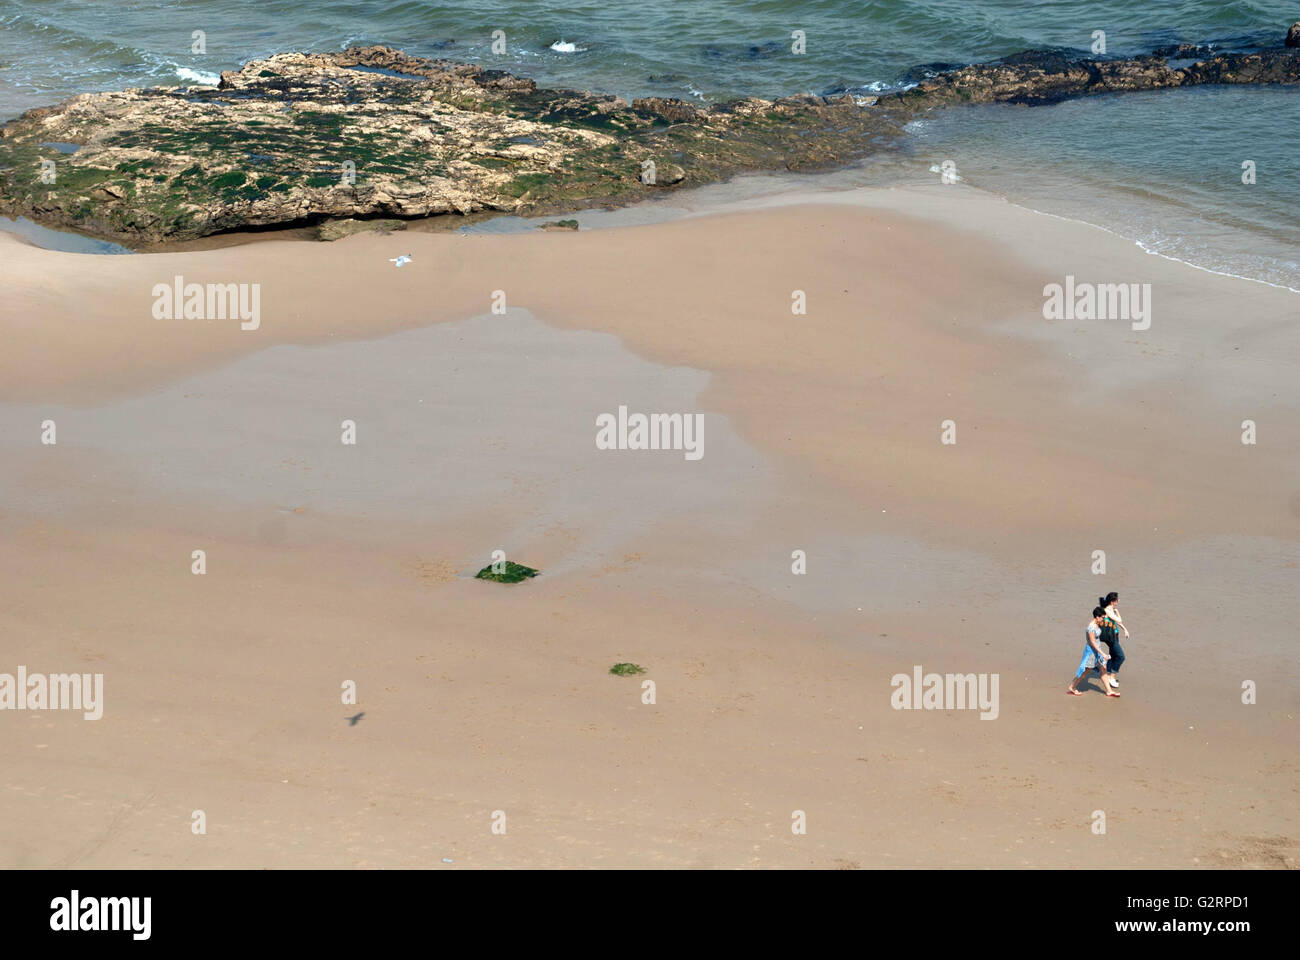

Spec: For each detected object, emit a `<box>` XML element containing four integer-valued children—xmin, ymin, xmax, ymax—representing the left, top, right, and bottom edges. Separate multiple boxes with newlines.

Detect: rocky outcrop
<box><xmin>881</xmin><ymin>43</ymin><xmax>1300</xmax><ymax>108</ymax></box>
<box><xmin>0</xmin><ymin>45</ymin><xmax>893</xmax><ymax>243</ymax></box>
<box><xmin>1</xmin><ymin>24</ymin><xmax>1297</xmax><ymax>244</ymax></box>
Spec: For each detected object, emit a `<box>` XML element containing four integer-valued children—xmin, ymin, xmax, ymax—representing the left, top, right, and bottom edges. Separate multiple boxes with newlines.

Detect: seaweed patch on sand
<box><xmin>475</xmin><ymin>560</ymin><xmax>539</xmax><ymax>584</ymax></box>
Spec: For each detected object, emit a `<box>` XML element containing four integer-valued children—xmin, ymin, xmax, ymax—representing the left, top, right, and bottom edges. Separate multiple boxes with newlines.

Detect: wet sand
<box><xmin>1</xmin><ymin>183</ymin><xmax>1296</xmax><ymax>868</ymax></box>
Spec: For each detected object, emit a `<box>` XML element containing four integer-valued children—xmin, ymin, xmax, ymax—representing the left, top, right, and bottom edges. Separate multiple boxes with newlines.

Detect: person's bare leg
<box><xmin>1100</xmin><ymin>665</ymin><xmax>1120</xmax><ymax>697</ymax></box>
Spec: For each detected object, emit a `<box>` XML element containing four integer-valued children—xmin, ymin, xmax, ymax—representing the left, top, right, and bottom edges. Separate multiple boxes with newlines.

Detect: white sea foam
<box><xmin>928</xmin><ymin>163</ymin><xmax>962</xmax><ymax>182</ymax></box>
<box><xmin>1010</xmin><ymin>198</ymin><xmax>1300</xmax><ymax>294</ymax></box>
<box><xmin>175</xmin><ymin>66</ymin><xmax>220</xmax><ymax>85</ymax></box>
<box><xmin>549</xmin><ymin>40</ymin><xmax>586</xmax><ymax>53</ymax></box>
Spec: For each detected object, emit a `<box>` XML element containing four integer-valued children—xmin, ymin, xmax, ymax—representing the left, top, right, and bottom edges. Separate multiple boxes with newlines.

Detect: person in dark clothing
<box><xmin>1097</xmin><ymin>592</ymin><xmax>1127</xmax><ymax>687</ymax></box>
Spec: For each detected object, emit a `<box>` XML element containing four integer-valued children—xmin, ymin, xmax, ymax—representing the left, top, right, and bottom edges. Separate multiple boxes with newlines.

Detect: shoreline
<box><xmin>6</xmin><ymin>148</ymin><xmax>1297</xmax><ymax>293</ymax></box>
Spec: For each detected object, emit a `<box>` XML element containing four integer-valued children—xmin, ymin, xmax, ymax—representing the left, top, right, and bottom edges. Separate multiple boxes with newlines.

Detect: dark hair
<box><xmin>1093</xmin><ymin>606</ymin><xmax>1106</xmax><ymax>618</ymax></box>
<box><xmin>1104</xmin><ymin>592</ymin><xmax>1119</xmax><ymax>605</ymax></box>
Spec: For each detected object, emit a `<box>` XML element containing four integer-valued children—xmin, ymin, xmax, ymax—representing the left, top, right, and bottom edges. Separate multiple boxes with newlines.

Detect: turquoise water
<box><xmin>2</xmin><ymin>0</ymin><xmax>1296</xmax><ymax>112</ymax></box>
<box><xmin>903</xmin><ymin>85</ymin><xmax>1300</xmax><ymax>289</ymax></box>
<box><xmin>0</xmin><ymin>0</ymin><xmax>1296</xmax><ymax>281</ymax></box>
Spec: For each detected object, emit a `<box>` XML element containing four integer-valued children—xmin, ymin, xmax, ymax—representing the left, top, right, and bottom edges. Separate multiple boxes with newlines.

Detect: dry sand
<box><xmin>1</xmin><ymin>182</ymin><xmax>1296</xmax><ymax>868</ymax></box>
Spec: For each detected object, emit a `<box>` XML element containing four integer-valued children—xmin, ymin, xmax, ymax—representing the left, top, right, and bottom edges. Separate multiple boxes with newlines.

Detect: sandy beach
<box><xmin>1</xmin><ymin>182</ymin><xmax>1296</xmax><ymax>868</ymax></box>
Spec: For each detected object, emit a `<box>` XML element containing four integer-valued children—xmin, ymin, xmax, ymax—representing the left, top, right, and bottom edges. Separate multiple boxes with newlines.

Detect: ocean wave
<box><xmin>1000</xmin><ymin>195</ymin><xmax>1300</xmax><ymax>294</ymax></box>
<box><xmin>174</xmin><ymin>67</ymin><xmax>220</xmax><ymax>85</ymax></box>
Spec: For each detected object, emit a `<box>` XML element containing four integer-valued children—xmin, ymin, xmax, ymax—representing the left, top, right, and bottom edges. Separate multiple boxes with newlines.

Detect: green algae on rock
<box><xmin>0</xmin><ymin>45</ymin><xmax>896</xmax><ymax>244</ymax></box>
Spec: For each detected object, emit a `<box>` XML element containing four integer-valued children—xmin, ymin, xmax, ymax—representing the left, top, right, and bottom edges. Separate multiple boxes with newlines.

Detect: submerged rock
<box><xmin>702</xmin><ymin>41</ymin><xmax>784</xmax><ymax>61</ymax></box>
